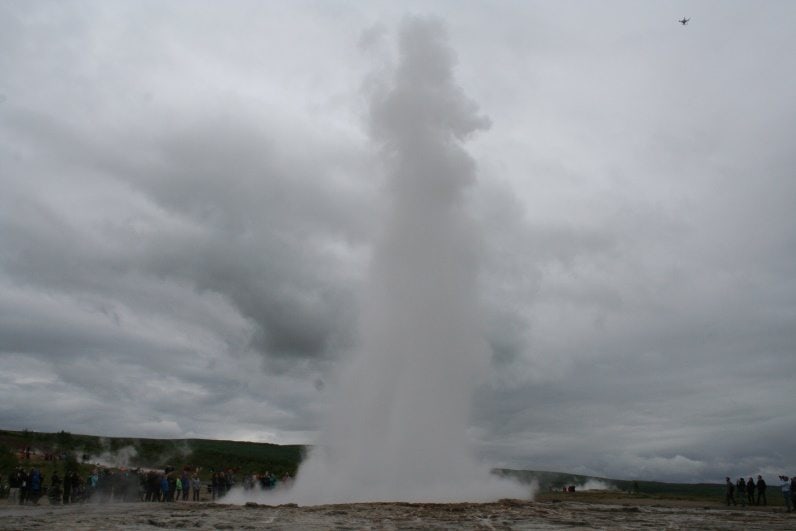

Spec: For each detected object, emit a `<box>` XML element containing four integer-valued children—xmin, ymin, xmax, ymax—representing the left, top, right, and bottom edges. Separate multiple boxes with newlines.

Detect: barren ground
<box><xmin>1</xmin><ymin>493</ymin><xmax>794</xmax><ymax>530</ymax></box>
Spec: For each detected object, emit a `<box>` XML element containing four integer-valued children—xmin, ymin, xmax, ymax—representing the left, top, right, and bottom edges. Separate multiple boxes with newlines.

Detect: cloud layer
<box><xmin>1</xmin><ymin>1</ymin><xmax>795</xmax><ymax>483</ymax></box>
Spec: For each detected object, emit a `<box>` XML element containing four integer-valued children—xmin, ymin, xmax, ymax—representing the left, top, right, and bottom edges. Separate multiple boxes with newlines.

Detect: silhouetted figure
<box><xmin>28</xmin><ymin>468</ymin><xmax>42</xmax><ymax>505</ymax></box>
<box><xmin>736</xmin><ymin>478</ymin><xmax>746</xmax><ymax>506</ymax></box>
<box><xmin>8</xmin><ymin>469</ymin><xmax>22</xmax><ymax>504</ymax></box>
<box><xmin>181</xmin><ymin>471</ymin><xmax>190</xmax><ymax>501</ymax></box>
<box><xmin>63</xmin><ymin>471</ymin><xmax>73</xmax><ymax>504</ymax></box>
<box><xmin>50</xmin><ymin>472</ymin><xmax>62</xmax><ymax>505</ymax></box>
<box><xmin>725</xmin><ymin>477</ymin><xmax>737</xmax><ymax>506</ymax></box>
<box><xmin>757</xmin><ymin>475</ymin><xmax>767</xmax><ymax>505</ymax></box>
<box><xmin>791</xmin><ymin>476</ymin><xmax>796</xmax><ymax>512</ymax></box>
<box><xmin>145</xmin><ymin>471</ymin><xmax>159</xmax><ymax>501</ymax></box>
<box><xmin>746</xmin><ymin>477</ymin><xmax>755</xmax><ymax>505</ymax></box>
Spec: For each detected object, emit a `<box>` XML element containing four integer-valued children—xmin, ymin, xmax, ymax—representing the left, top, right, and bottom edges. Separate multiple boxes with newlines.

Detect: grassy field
<box><xmin>0</xmin><ymin>428</ymin><xmax>785</xmax><ymax>507</ymax></box>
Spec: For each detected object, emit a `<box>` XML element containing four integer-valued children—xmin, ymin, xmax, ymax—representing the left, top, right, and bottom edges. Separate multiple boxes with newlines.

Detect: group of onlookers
<box><xmin>725</xmin><ymin>475</ymin><xmax>768</xmax><ymax>507</ymax></box>
<box><xmin>725</xmin><ymin>475</ymin><xmax>796</xmax><ymax>511</ymax></box>
<box><xmin>3</xmin><ymin>468</ymin><xmax>85</xmax><ymax>505</ymax></box>
<box><xmin>2</xmin><ymin>466</ymin><xmax>294</xmax><ymax>505</ymax></box>
<box><xmin>4</xmin><ymin>467</ymin><xmax>141</xmax><ymax>505</ymax></box>
<box><xmin>142</xmin><ymin>469</ymin><xmax>201</xmax><ymax>502</ymax></box>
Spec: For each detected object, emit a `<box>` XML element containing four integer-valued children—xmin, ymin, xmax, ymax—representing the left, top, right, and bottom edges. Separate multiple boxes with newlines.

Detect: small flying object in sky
<box><xmin>679</xmin><ymin>17</ymin><xmax>690</xmax><ymax>26</ymax></box>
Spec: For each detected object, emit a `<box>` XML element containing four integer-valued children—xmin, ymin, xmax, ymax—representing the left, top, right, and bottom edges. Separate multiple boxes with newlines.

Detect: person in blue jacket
<box><xmin>160</xmin><ymin>474</ymin><xmax>169</xmax><ymax>502</ymax></box>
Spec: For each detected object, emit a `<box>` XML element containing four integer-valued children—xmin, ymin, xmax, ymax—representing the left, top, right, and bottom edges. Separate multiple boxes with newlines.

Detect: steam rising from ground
<box><xmin>234</xmin><ymin>17</ymin><xmax>526</xmax><ymax>504</ymax></box>
<box><xmin>88</xmin><ymin>445</ymin><xmax>139</xmax><ymax>469</ymax></box>
<box><xmin>578</xmin><ymin>479</ymin><xmax>614</xmax><ymax>491</ymax></box>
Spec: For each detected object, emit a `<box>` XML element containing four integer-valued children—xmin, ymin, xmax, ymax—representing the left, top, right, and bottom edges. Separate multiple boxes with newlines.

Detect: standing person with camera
<box><xmin>780</xmin><ymin>475</ymin><xmax>792</xmax><ymax>512</ymax></box>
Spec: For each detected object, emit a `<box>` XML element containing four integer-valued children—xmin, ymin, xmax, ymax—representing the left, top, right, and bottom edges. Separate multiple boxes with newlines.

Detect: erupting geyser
<box><xmin>266</xmin><ymin>16</ymin><xmax>525</xmax><ymax>504</ymax></box>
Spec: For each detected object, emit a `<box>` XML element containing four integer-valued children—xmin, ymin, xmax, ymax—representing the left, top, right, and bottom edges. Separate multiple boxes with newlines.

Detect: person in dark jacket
<box><xmin>791</xmin><ymin>476</ymin><xmax>796</xmax><ymax>511</ymax></box>
<box><xmin>181</xmin><ymin>471</ymin><xmax>190</xmax><ymax>501</ymax></box>
<box><xmin>28</xmin><ymin>468</ymin><xmax>42</xmax><ymax>505</ymax></box>
<box><xmin>62</xmin><ymin>471</ymin><xmax>72</xmax><ymax>504</ymax></box>
<box><xmin>746</xmin><ymin>477</ymin><xmax>755</xmax><ymax>505</ymax></box>
<box><xmin>8</xmin><ymin>468</ymin><xmax>22</xmax><ymax>504</ymax></box>
<box><xmin>737</xmin><ymin>478</ymin><xmax>747</xmax><ymax>506</ymax></box>
<box><xmin>725</xmin><ymin>477</ymin><xmax>737</xmax><ymax>506</ymax></box>
<box><xmin>757</xmin><ymin>475</ymin><xmax>767</xmax><ymax>505</ymax></box>
<box><xmin>167</xmin><ymin>474</ymin><xmax>176</xmax><ymax>502</ymax></box>
<box><xmin>50</xmin><ymin>472</ymin><xmax>62</xmax><ymax>504</ymax></box>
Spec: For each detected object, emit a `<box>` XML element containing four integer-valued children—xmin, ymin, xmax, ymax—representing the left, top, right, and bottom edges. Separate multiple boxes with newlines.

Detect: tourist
<box><xmin>168</xmin><ymin>474</ymin><xmax>176</xmax><ymax>502</ymax></box>
<box><xmin>791</xmin><ymin>476</ymin><xmax>796</xmax><ymax>512</ymax></box>
<box><xmin>28</xmin><ymin>468</ymin><xmax>42</xmax><ymax>505</ymax></box>
<box><xmin>181</xmin><ymin>470</ymin><xmax>191</xmax><ymax>501</ymax></box>
<box><xmin>779</xmin><ymin>475</ymin><xmax>792</xmax><ymax>512</ymax></box>
<box><xmin>746</xmin><ymin>477</ymin><xmax>755</xmax><ymax>505</ymax></box>
<box><xmin>19</xmin><ymin>469</ymin><xmax>27</xmax><ymax>505</ymax></box>
<box><xmin>757</xmin><ymin>475</ymin><xmax>767</xmax><ymax>505</ymax></box>
<box><xmin>8</xmin><ymin>468</ymin><xmax>22</xmax><ymax>504</ymax></box>
<box><xmin>88</xmin><ymin>469</ymin><xmax>99</xmax><ymax>500</ymax></box>
<box><xmin>192</xmin><ymin>474</ymin><xmax>201</xmax><ymax>501</ymax></box>
<box><xmin>725</xmin><ymin>477</ymin><xmax>736</xmax><ymax>506</ymax></box>
<box><xmin>146</xmin><ymin>471</ymin><xmax>159</xmax><ymax>501</ymax></box>
<box><xmin>160</xmin><ymin>474</ymin><xmax>169</xmax><ymax>502</ymax></box>
<box><xmin>175</xmin><ymin>475</ymin><xmax>183</xmax><ymax>501</ymax></box>
<box><xmin>50</xmin><ymin>471</ymin><xmax>62</xmax><ymax>504</ymax></box>
<box><xmin>736</xmin><ymin>478</ymin><xmax>746</xmax><ymax>507</ymax></box>
<box><xmin>62</xmin><ymin>471</ymin><xmax>73</xmax><ymax>504</ymax></box>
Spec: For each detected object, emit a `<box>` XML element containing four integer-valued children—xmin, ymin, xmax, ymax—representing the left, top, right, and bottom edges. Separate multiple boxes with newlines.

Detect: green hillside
<box><xmin>0</xmin><ymin>429</ymin><xmax>303</xmax><ymax>480</ymax></box>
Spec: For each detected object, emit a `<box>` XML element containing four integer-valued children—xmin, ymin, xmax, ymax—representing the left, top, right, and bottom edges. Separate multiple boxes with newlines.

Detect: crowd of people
<box><xmin>1</xmin><ymin>466</ymin><xmax>293</xmax><ymax>505</ymax></box>
<box><xmin>725</xmin><ymin>475</ymin><xmax>796</xmax><ymax>511</ymax></box>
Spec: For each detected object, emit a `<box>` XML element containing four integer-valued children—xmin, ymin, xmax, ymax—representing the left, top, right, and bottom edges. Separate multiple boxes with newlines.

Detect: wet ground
<box><xmin>1</xmin><ymin>498</ymin><xmax>793</xmax><ymax>530</ymax></box>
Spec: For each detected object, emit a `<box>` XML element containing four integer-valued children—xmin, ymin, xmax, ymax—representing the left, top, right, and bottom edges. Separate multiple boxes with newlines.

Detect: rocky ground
<box><xmin>1</xmin><ymin>496</ymin><xmax>793</xmax><ymax>530</ymax></box>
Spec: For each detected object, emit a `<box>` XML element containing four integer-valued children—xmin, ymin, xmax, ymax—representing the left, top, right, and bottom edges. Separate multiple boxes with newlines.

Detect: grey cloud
<box><xmin>2</xmin><ymin>1</ymin><xmax>796</xmax><ymax>484</ymax></box>
<box><xmin>2</xmin><ymin>104</ymin><xmax>371</xmax><ymax>361</ymax></box>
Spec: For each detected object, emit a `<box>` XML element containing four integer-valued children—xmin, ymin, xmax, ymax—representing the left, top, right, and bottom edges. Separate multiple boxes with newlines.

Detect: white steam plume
<box><xmin>233</xmin><ymin>16</ymin><xmax>527</xmax><ymax>505</ymax></box>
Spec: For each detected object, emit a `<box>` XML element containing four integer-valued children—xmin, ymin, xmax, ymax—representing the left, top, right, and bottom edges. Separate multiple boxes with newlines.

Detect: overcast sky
<box><xmin>2</xmin><ymin>1</ymin><xmax>795</xmax><ymax>484</ymax></box>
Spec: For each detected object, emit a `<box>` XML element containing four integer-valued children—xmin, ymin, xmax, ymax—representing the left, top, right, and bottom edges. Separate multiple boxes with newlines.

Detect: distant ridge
<box><xmin>1</xmin><ymin>428</ymin><xmax>724</xmax><ymax>500</ymax></box>
<box><xmin>496</xmin><ymin>468</ymin><xmax>725</xmax><ymax>500</ymax></box>
<box><xmin>0</xmin><ymin>428</ymin><xmax>303</xmax><ymax>476</ymax></box>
